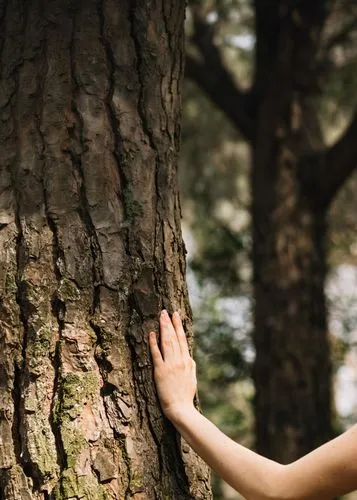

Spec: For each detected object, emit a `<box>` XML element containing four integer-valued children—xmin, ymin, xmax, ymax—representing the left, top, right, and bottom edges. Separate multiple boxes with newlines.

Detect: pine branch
<box><xmin>320</xmin><ymin>110</ymin><xmax>357</xmax><ymax>207</ymax></box>
<box><xmin>186</xmin><ymin>5</ymin><xmax>254</xmax><ymax>142</ymax></box>
<box><xmin>185</xmin><ymin>55</ymin><xmax>254</xmax><ymax>142</ymax></box>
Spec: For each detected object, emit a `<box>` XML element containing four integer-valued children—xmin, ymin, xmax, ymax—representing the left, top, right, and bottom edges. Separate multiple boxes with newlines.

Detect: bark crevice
<box><xmin>39</xmin><ymin>28</ymin><xmax>67</xmax><ymax>482</ymax></box>
<box><xmin>70</xmin><ymin>8</ymin><xmax>105</xmax><ymax>289</ymax></box>
<box><xmin>8</xmin><ymin>0</ymin><xmax>37</xmax><ymax>489</ymax></box>
<box><xmin>98</xmin><ymin>0</ymin><xmax>133</xmax><ymax>248</ymax></box>
<box><xmin>129</xmin><ymin>3</ymin><xmax>157</xmax><ymax>153</ymax></box>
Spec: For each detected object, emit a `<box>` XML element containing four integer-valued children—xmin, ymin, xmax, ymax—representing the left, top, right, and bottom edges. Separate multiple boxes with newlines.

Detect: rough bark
<box><xmin>187</xmin><ymin>0</ymin><xmax>357</xmax><ymax>463</ymax></box>
<box><xmin>0</xmin><ymin>1</ymin><xmax>212</xmax><ymax>498</ymax></box>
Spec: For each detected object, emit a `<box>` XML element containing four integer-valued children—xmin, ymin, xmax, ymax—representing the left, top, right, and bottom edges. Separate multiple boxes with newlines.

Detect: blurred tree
<box><xmin>185</xmin><ymin>0</ymin><xmax>357</xmax><ymax>463</ymax></box>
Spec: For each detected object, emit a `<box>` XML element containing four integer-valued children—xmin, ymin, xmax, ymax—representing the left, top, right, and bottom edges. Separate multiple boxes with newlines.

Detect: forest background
<box><xmin>180</xmin><ymin>1</ymin><xmax>357</xmax><ymax>498</ymax></box>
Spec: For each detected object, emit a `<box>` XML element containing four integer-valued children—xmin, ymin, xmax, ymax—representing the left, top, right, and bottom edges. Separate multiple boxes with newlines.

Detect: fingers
<box><xmin>149</xmin><ymin>331</ymin><xmax>163</xmax><ymax>367</ymax></box>
<box><xmin>149</xmin><ymin>310</ymin><xmax>191</xmax><ymax>365</ymax></box>
<box><xmin>159</xmin><ymin>309</ymin><xmax>181</xmax><ymax>361</ymax></box>
<box><xmin>172</xmin><ymin>311</ymin><xmax>190</xmax><ymax>358</ymax></box>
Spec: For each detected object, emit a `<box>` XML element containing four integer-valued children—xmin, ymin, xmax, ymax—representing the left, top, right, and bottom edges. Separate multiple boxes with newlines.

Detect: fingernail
<box><xmin>173</xmin><ymin>311</ymin><xmax>180</xmax><ymax>319</ymax></box>
<box><xmin>161</xmin><ymin>309</ymin><xmax>168</xmax><ymax>318</ymax></box>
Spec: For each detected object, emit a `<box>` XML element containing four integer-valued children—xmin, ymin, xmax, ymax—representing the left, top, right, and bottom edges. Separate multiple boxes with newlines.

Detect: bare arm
<box><xmin>149</xmin><ymin>310</ymin><xmax>357</xmax><ymax>500</ymax></box>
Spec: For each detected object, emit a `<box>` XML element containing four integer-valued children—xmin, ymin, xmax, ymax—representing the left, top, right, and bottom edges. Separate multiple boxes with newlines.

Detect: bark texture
<box><xmin>0</xmin><ymin>0</ymin><xmax>212</xmax><ymax>498</ymax></box>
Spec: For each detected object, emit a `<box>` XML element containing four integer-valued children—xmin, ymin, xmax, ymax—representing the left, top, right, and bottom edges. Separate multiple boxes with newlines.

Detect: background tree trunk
<box><xmin>251</xmin><ymin>1</ymin><xmax>333</xmax><ymax>462</ymax></box>
<box><xmin>252</xmin><ymin>118</ymin><xmax>332</xmax><ymax>462</ymax></box>
<box><xmin>0</xmin><ymin>0</ymin><xmax>212</xmax><ymax>498</ymax></box>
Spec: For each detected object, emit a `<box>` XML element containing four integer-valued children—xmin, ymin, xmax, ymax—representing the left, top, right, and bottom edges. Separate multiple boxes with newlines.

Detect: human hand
<box><xmin>149</xmin><ymin>310</ymin><xmax>197</xmax><ymax>423</ymax></box>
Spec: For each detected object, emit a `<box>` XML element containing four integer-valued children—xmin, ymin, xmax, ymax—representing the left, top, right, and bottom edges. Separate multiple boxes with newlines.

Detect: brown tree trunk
<box><xmin>0</xmin><ymin>1</ymin><xmax>211</xmax><ymax>498</ymax></box>
<box><xmin>251</xmin><ymin>1</ymin><xmax>334</xmax><ymax>463</ymax></box>
<box><xmin>252</xmin><ymin>128</ymin><xmax>332</xmax><ymax>463</ymax></box>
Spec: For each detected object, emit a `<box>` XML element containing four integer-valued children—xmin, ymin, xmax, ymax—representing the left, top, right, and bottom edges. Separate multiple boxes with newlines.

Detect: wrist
<box><xmin>165</xmin><ymin>404</ymin><xmax>198</xmax><ymax>427</ymax></box>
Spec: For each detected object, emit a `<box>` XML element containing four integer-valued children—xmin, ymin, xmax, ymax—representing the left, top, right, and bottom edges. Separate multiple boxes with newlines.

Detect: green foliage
<box><xmin>192</xmin><ymin>292</ymin><xmax>254</xmax><ymax>498</ymax></box>
<box><xmin>180</xmin><ymin>79</ymin><xmax>251</xmax><ymax>296</ymax></box>
<box><xmin>190</xmin><ymin>219</ymin><xmax>251</xmax><ymax>295</ymax></box>
<box><xmin>193</xmin><ymin>295</ymin><xmax>250</xmax><ymax>389</ymax></box>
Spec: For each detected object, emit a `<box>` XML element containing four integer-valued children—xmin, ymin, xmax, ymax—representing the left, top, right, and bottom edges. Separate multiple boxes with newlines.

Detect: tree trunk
<box><xmin>0</xmin><ymin>1</ymin><xmax>211</xmax><ymax>498</ymax></box>
<box><xmin>250</xmin><ymin>1</ymin><xmax>334</xmax><ymax>463</ymax></box>
<box><xmin>252</xmin><ymin>136</ymin><xmax>333</xmax><ymax>462</ymax></box>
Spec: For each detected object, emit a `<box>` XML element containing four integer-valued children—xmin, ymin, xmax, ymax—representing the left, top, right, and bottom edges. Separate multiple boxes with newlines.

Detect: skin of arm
<box><xmin>149</xmin><ymin>309</ymin><xmax>357</xmax><ymax>500</ymax></box>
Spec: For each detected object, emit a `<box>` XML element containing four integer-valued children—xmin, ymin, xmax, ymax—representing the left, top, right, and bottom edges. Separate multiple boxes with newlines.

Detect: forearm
<box><xmin>171</xmin><ymin>406</ymin><xmax>284</xmax><ymax>500</ymax></box>
<box><xmin>172</xmin><ymin>407</ymin><xmax>357</xmax><ymax>500</ymax></box>
<box><xmin>150</xmin><ymin>311</ymin><xmax>357</xmax><ymax>500</ymax></box>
